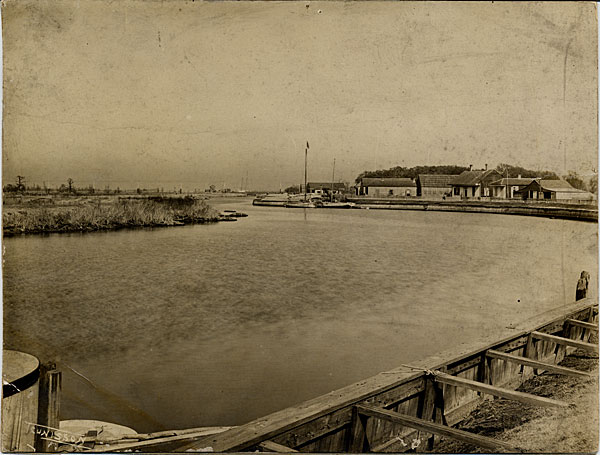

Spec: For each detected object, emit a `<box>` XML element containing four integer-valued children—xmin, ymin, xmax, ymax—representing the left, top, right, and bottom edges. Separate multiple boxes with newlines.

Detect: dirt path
<box><xmin>432</xmin><ymin>349</ymin><xmax>598</xmax><ymax>453</ymax></box>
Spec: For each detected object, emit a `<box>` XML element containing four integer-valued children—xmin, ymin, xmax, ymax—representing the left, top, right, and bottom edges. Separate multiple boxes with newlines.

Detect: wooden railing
<box><xmin>128</xmin><ymin>298</ymin><xmax>596</xmax><ymax>453</ymax></box>
<box><xmin>80</xmin><ymin>298</ymin><xmax>597</xmax><ymax>453</ymax></box>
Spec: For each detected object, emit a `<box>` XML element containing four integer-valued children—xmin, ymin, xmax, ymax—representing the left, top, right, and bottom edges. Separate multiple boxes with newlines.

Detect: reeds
<box><xmin>3</xmin><ymin>197</ymin><xmax>220</xmax><ymax>235</ymax></box>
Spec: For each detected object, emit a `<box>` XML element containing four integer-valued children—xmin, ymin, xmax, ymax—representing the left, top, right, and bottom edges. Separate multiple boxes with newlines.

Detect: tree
<box><xmin>564</xmin><ymin>171</ymin><xmax>586</xmax><ymax>190</ymax></box>
<box><xmin>284</xmin><ymin>185</ymin><xmax>301</xmax><ymax>194</ymax></box>
<box><xmin>67</xmin><ymin>178</ymin><xmax>74</xmax><ymax>193</ymax></box>
<box><xmin>355</xmin><ymin>165</ymin><xmax>469</xmax><ymax>183</ymax></box>
<box><xmin>588</xmin><ymin>177</ymin><xmax>597</xmax><ymax>194</ymax></box>
<box><xmin>495</xmin><ymin>163</ymin><xmax>559</xmax><ymax>179</ymax></box>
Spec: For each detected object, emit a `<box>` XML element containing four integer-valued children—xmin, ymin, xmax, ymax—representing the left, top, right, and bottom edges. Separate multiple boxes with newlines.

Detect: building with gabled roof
<box><xmin>449</xmin><ymin>168</ymin><xmax>502</xmax><ymax>198</ymax></box>
<box><xmin>515</xmin><ymin>179</ymin><xmax>595</xmax><ymax>201</ymax></box>
<box><xmin>356</xmin><ymin>178</ymin><xmax>416</xmax><ymax>197</ymax></box>
<box><xmin>489</xmin><ymin>177</ymin><xmax>535</xmax><ymax>199</ymax></box>
<box><xmin>415</xmin><ymin>174</ymin><xmax>456</xmax><ymax>197</ymax></box>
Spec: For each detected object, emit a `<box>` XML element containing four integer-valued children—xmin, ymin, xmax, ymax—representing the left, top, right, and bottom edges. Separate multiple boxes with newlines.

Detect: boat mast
<box><xmin>331</xmin><ymin>158</ymin><xmax>336</xmax><ymax>202</ymax></box>
<box><xmin>304</xmin><ymin>141</ymin><xmax>309</xmax><ymax>201</ymax></box>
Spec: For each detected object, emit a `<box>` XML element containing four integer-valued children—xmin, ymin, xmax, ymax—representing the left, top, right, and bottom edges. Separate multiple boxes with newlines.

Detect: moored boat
<box><xmin>285</xmin><ymin>200</ymin><xmax>317</xmax><ymax>208</ymax></box>
<box><xmin>252</xmin><ymin>194</ymin><xmax>290</xmax><ymax>207</ymax></box>
<box><xmin>319</xmin><ymin>201</ymin><xmax>355</xmax><ymax>209</ymax></box>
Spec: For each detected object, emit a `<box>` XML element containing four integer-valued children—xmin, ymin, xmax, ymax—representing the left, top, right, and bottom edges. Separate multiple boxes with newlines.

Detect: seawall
<box><xmin>91</xmin><ymin>298</ymin><xmax>598</xmax><ymax>452</ymax></box>
<box><xmin>347</xmin><ymin>197</ymin><xmax>598</xmax><ymax>222</ymax></box>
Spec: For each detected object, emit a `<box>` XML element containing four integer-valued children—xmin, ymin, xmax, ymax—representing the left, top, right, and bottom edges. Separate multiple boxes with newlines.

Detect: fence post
<box><xmin>35</xmin><ymin>363</ymin><xmax>61</xmax><ymax>452</ymax></box>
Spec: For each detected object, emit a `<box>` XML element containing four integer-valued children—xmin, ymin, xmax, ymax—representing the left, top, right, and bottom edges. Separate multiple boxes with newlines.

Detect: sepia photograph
<box><xmin>1</xmin><ymin>0</ymin><xmax>598</xmax><ymax>453</ymax></box>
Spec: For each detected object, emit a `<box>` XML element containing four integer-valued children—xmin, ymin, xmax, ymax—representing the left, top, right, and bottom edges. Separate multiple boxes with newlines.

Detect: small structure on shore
<box><xmin>489</xmin><ymin>177</ymin><xmax>535</xmax><ymax>199</ymax></box>
<box><xmin>355</xmin><ymin>178</ymin><xmax>416</xmax><ymax>197</ymax></box>
<box><xmin>415</xmin><ymin>174</ymin><xmax>456</xmax><ymax>197</ymax></box>
<box><xmin>303</xmin><ymin>182</ymin><xmax>347</xmax><ymax>196</ymax></box>
<box><xmin>515</xmin><ymin>179</ymin><xmax>595</xmax><ymax>202</ymax></box>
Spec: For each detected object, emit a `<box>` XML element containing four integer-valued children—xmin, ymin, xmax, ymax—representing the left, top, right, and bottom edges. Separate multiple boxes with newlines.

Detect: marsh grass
<box><xmin>3</xmin><ymin>196</ymin><xmax>220</xmax><ymax>235</ymax></box>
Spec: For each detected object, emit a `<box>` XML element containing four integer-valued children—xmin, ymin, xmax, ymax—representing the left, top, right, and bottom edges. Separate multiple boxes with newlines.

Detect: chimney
<box><xmin>485</xmin><ymin>163</ymin><xmax>488</xmax><ymax>171</ymax></box>
<box><xmin>469</xmin><ymin>164</ymin><xmax>473</xmax><ymax>171</ymax></box>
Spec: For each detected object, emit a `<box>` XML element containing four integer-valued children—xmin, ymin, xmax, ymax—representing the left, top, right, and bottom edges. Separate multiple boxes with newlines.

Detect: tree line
<box><xmin>354</xmin><ymin>163</ymin><xmax>597</xmax><ymax>193</ymax></box>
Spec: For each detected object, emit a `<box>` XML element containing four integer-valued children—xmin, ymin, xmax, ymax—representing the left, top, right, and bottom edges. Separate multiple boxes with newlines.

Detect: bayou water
<box><xmin>2</xmin><ymin>199</ymin><xmax>596</xmax><ymax>432</ymax></box>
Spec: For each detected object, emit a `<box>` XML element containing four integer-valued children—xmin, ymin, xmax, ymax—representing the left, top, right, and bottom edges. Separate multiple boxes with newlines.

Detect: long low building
<box><xmin>355</xmin><ymin>178</ymin><xmax>416</xmax><ymax>197</ymax></box>
<box><xmin>416</xmin><ymin>174</ymin><xmax>456</xmax><ymax>197</ymax></box>
<box><xmin>515</xmin><ymin>179</ymin><xmax>595</xmax><ymax>201</ymax></box>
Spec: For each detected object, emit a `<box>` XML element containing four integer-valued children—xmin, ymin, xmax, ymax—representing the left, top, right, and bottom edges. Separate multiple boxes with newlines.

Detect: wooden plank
<box><xmin>112</xmin><ymin>426</ymin><xmax>235</xmax><ymax>442</ymax></box>
<box><xmin>486</xmin><ymin>350</ymin><xmax>591</xmax><ymax>378</ymax></box>
<box><xmin>259</xmin><ymin>441</ymin><xmax>299</xmax><ymax>453</ymax></box>
<box><xmin>355</xmin><ymin>405</ymin><xmax>521</xmax><ymax>453</ymax></box>
<box><xmin>35</xmin><ymin>364</ymin><xmax>62</xmax><ymax>453</ymax></box>
<box><xmin>531</xmin><ymin>331</ymin><xmax>599</xmax><ymax>354</ymax></box>
<box><xmin>180</xmin><ymin>300</ymin><xmax>595</xmax><ymax>453</ymax></box>
<box><xmin>433</xmin><ymin>372</ymin><xmax>568</xmax><ymax>408</ymax></box>
<box><xmin>348</xmin><ymin>406</ymin><xmax>369</xmax><ymax>452</ymax></box>
<box><xmin>272</xmin><ymin>407</ymin><xmax>351</xmax><ymax>449</ymax></box>
<box><xmin>522</xmin><ymin>332</ymin><xmax>537</xmax><ymax>375</ymax></box>
<box><xmin>272</xmin><ymin>380</ymin><xmax>423</xmax><ymax>450</ymax></box>
<box><xmin>566</xmin><ymin>319</ymin><xmax>599</xmax><ymax>331</ymax></box>
<box><xmin>89</xmin><ymin>427</ymin><xmax>233</xmax><ymax>452</ymax></box>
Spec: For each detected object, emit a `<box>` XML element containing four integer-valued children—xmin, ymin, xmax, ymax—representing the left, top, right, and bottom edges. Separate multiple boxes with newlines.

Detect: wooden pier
<box><xmin>82</xmin><ymin>297</ymin><xmax>597</xmax><ymax>453</ymax></box>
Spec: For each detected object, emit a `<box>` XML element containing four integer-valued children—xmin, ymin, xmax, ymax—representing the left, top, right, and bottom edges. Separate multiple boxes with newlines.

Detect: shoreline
<box><xmin>348</xmin><ymin>197</ymin><xmax>598</xmax><ymax>222</ymax></box>
<box><xmin>2</xmin><ymin>218</ymin><xmax>223</xmax><ymax>237</ymax></box>
<box><xmin>2</xmin><ymin>195</ymin><xmax>236</xmax><ymax>236</ymax></box>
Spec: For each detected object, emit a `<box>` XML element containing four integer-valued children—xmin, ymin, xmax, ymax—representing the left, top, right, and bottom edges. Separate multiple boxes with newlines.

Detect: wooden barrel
<box><xmin>2</xmin><ymin>350</ymin><xmax>40</xmax><ymax>452</ymax></box>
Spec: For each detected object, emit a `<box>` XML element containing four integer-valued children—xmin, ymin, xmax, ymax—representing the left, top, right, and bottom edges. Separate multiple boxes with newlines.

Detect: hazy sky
<box><xmin>2</xmin><ymin>1</ymin><xmax>598</xmax><ymax>190</ymax></box>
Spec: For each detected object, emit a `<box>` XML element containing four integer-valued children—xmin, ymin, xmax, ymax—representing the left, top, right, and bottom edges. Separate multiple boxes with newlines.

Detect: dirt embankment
<box><xmin>433</xmin><ymin>349</ymin><xmax>598</xmax><ymax>453</ymax></box>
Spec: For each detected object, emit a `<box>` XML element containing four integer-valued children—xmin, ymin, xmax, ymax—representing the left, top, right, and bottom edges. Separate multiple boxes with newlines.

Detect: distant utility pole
<box><xmin>16</xmin><ymin>175</ymin><xmax>25</xmax><ymax>192</ymax></box>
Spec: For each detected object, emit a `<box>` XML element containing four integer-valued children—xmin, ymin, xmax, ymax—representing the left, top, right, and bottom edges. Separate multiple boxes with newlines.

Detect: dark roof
<box><xmin>361</xmin><ymin>178</ymin><xmax>416</xmax><ymax>188</ymax></box>
<box><xmin>515</xmin><ymin>179</ymin><xmax>584</xmax><ymax>194</ymax></box>
<box><xmin>417</xmin><ymin>174</ymin><xmax>457</xmax><ymax>188</ymax></box>
<box><xmin>306</xmin><ymin>182</ymin><xmax>346</xmax><ymax>190</ymax></box>
<box><xmin>537</xmin><ymin>179</ymin><xmax>583</xmax><ymax>192</ymax></box>
<box><xmin>489</xmin><ymin>178</ymin><xmax>535</xmax><ymax>187</ymax></box>
<box><xmin>450</xmin><ymin>169</ymin><xmax>501</xmax><ymax>186</ymax></box>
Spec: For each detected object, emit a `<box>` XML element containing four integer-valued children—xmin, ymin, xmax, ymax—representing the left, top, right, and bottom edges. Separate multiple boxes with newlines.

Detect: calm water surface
<box><xmin>2</xmin><ymin>200</ymin><xmax>597</xmax><ymax>432</ymax></box>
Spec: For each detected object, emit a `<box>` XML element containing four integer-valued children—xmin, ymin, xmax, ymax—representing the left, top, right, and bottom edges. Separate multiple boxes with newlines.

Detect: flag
<box><xmin>306</xmin><ymin>141</ymin><xmax>310</xmax><ymax>149</ymax></box>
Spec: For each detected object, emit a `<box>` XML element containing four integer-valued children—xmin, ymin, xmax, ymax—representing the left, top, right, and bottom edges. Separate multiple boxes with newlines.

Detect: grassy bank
<box><xmin>431</xmin><ymin>346</ymin><xmax>598</xmax><ymax>453</ymax></box>
<box><xmin>3</xmin><ymin>196</ymin><xmax>221</xmax><ymax>235</ymax></box>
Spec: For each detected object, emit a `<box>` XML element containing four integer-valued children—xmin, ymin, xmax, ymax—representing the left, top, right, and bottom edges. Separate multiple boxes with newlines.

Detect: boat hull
<box><xmin>319</xmin><ymin>202</ymin><xmax>356</xmax><ymax>209</ymax></box>
<box><xmin>252</xmin><ymin>199</ymin><xmax>287</xmax><ymax>207</ymax></box>
<box><xmin>285</xmin><ymin>202</ymin><xmax>317</xmax><ymax>208</ymax></box>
